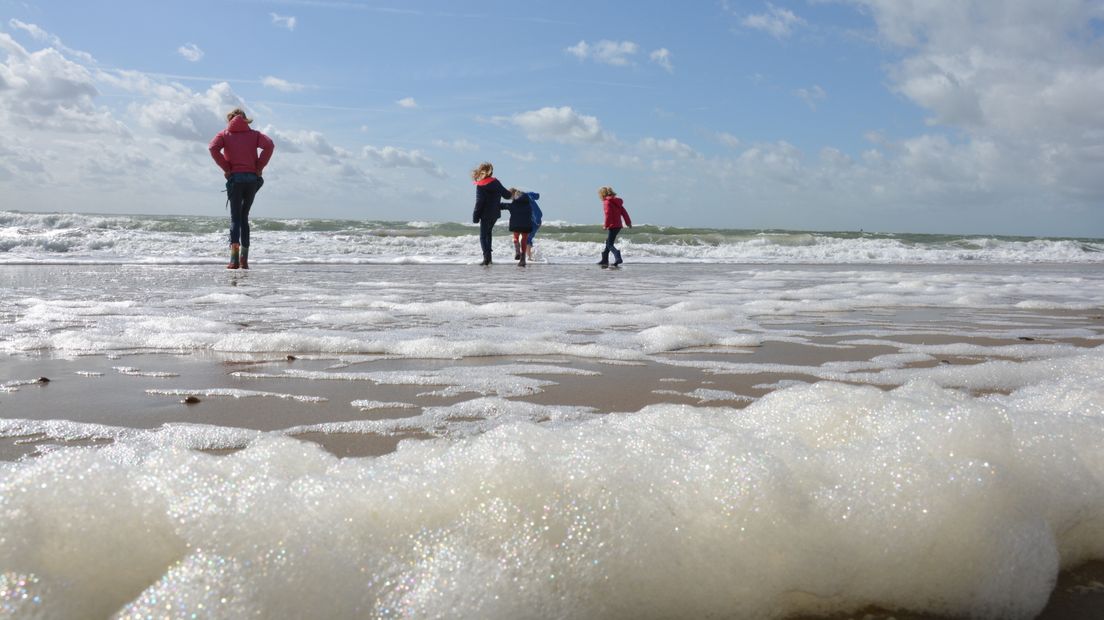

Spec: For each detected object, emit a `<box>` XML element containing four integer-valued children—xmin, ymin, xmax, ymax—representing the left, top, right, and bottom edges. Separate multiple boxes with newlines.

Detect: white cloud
<box><xmin>268</xmin><ymin>127</ymin><xmax>340</xmax><ymax>156</ymax></box>
<box><xmin>270</xmin><ymin>13</ymin><xmax>297</xmax><ymax>31</ymax></box>
<box><xmin>717</xmin><ymin>132</ymin><xmax>742</xmax><ymax>148</ymax></box>
<box><xmin>433</xmin><ymin>139</ymin><xmax>479</xmax><ymax>152</ymax></box>
<box><xmin>8</xmin><ymin>19</ymin><xmax>48</xmax><ymax>41</ymax></box>
<box><xmin>580</xmin><ymin>150</ymin><xmax>643</xmax><ymax>170</ymax></box>
<box><xmin>794</xmin><ymin>85</ymin><xmax>826</xmax><ymax>110</ymax></box>
<box><xmin>649</xmin><ymin>48</ymin><xmax>673</xmax><ymax>73</ymax></box>
<box><xmin>262</xmin><ymin>76</ymin><xmax>305</xmax><ymax>92</ymax></box>
<box><xmin>0</xmin><ymin>32</ymin><xmax>126</xmax><ymax>135</ymax></box>
<box><xmin>849</xmin><ymin>0</ymin><xmax>1104</xmax><ymax>200</ymax></box>
<box><xmin>131</xmin><ymin>81</ymin><xmax>243</xmax><ymax>141</ymax></box>
<box><xmin>639</xmin><ymin>137</ymin><xmax>699</xmax><ymax>159</ymax></box>
<box><xmin>500</xmin><ymin>106</ymin><xmax>610</xmax><ymax>144</ymax></box>
<box><xmin>734</xmin><ymin>141</ymin><xmax>804</xmax><ymax>181</ymax></box>
<box><xmin>363</xmin><ymin>145</ymin><xmax>446</xmax><ymax>178</ymax></box>
<box><xmin>505</xmin><ymin>150</ymin><xmax>536</xmax><ymax>163</ymax></box>
<box><xmin>741</xmin><ymin>3</ymin><xmax>805</xmax><ymax>39</ymax></box>
<box><xmin>8</xmin><ymin>19</ymin><xmax>95</xmax><ymax>63</ymax></box>
<box><xmin>396</xmin><ymin>97</ymin><xmax>417</xmax><ymax>109</ymax></box>
<box><xmin>565</xmin><ymin>40</ymin><xmax>639</xmax><ymax>67</ymax></box>
<box><xmin>177</xmin><ymin>43</ymin><xmax>203</xmax><ymax>62</ymax></box>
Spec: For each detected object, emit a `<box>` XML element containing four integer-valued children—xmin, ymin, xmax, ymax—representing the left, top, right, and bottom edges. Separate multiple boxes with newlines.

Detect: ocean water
<box><xmin>1</xmin><ymin>209</ymin><xmax>1101</xmax><ymax>265</ymax></box>
<box><xmin>1</xmin><ymin>210</ymin><xmax>1104</xmax><ymax>619</ymax></box>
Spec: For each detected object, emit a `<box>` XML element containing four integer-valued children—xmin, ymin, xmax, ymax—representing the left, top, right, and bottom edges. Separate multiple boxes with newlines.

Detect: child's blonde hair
<box><xmin>508</xmin><ymin>187</ymin><xmax>523</xmax><ymax>198</ymax></box>
<box><xmin>598</xmin><ymin>186</ymin><xmax>616</xmax><ymax>198</ymax></box>
<box><xmin>471</xmin><ymin>162</ymin><xmax>494</xmax><ymax>181</ymax></box>
<box><xmin>226</xmin><ymin>108</ymin><xmax>252</xmax><ymax>123</ymax></box>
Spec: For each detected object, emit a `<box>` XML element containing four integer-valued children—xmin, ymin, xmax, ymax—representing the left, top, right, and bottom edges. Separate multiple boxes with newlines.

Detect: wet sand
<box><xmin>1</xmin><ymin>319</ymin><xmax>1100</xmax><ymax>460</ymax></box>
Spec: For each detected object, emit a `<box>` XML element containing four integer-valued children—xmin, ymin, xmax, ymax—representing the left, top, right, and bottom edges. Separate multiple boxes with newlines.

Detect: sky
<box><xmin>1</xmin><ymin>1</ymin><xmax>1103</xmax><ymax>237</ymax></box>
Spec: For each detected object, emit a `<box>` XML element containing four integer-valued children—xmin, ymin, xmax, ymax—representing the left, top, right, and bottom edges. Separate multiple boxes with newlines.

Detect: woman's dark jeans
<box><xmin>479</xmin><ymin>217</ymin><xmax>498</xmax><ymax>257</ymax></box>
<box><xmin>227</xmin><ymin>173</ymin><xmax>262</xmax><ymax>247</ymax></box>
<box><xmin>604</xmin><ymin>227</ymin><xmax>622</xmax><ymax>253</ymax></box>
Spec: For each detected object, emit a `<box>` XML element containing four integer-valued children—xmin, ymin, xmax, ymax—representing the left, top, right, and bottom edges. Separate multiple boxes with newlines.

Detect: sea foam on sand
<box><xmin>2</xmin><ymin>347</ymin><xmax>1103</xmax><ymax>619</ymax></box>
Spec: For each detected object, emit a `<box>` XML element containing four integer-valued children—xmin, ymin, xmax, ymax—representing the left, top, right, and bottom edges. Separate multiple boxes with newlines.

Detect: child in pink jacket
<box><xmin>598</xmin><ymin>186</ymin><xmax>632</xmax><ymax>267</ymax></box>
<box><xmin>209</xmin><ymin>108</ymin><xmax>274</xmax><ymax>269</ymax></box>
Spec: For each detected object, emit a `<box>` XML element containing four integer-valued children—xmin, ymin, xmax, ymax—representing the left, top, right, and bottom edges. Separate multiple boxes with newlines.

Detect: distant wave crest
<box><xmin>1</xmin><ymin>210</ymin><xmax>1100</xmax><ymax>265</ymax></box>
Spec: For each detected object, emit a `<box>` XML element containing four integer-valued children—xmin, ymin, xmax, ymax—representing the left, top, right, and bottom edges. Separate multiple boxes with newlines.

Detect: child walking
<box><xmin>598</xmin><ymin>186</ymin><xmax>632</xmax><ymax>267</ymax></box>
<box><xmin>525</xmin><ymin>192</ymin><xmax>542</xmax><ymax>261</ymax></box>
<box><xmin>208</xmin><ymin>108</ymin><xmax>275</xmax><ymax>269</ymax></box>
<box><xmin>471</xmin><ymin>162</ymin><xmax>512</xmax><ymax>265</ymax></box>
<box><xmin>501</xmin><ymin>188</ymin><xmax>534</xmax><ymax>267</ymax></box>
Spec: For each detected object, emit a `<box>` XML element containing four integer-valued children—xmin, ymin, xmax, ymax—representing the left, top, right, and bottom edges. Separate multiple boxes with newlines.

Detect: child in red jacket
<box><xmin>598</xmin><ymin>186</ymin><xmax>632</xmax><ymax>267</ymax></box>
<box><xmin>209</xmin><ymin>108</ymin><xmax>275</xmax><ymax>269</ymax></box>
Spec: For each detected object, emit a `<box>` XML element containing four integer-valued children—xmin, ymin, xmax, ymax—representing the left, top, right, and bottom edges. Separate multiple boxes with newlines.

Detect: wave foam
<box><xmin>2</xmin><ymin>353</ymin><xmax>1104</xmax><ymax>617</ymax></box>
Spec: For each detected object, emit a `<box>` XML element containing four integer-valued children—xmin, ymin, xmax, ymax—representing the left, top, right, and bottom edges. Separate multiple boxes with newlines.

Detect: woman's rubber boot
<box><xmin>513</xmin><ymin>240</ymin><xmax>521</xmax><ymax>261</ymax></box>
<box><xmin>598</xmin><ymin>250</ymin><xmax>609</xmax><ymax>268</ymax></box>
<box><xmin>239</xmin><ymin>246</ymin><xmax>249</xmax><ymax>270</ymax></box>
<box><xmin>481</xmin><ymin>253</ymin><xmax>492</xmax><ymax>266</ymax></box>
<box><xmin>227</xmin><ymin>243</ymin><xmax>240</xmax><ymax>269</ymax></box>
<box><xmin>612</xmin><ymin>249</ymin><xmax>623</xmax><ymax>266</ymax></box>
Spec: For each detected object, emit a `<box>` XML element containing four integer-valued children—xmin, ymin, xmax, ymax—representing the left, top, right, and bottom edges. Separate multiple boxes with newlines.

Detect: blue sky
<box><xmin>1</xmin><ymin>0</ymin><xmax>1103</xmax><ymax>237</ymax></box>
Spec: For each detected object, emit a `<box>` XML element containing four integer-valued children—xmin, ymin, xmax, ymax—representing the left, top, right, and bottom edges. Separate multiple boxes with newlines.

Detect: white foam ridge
<box><xmin>0</xmin><ymin>419</ymin><xmax>261</xmax><ymax>453</ymax></box>
<box><xmin>349</xmin><ymin>400</ymin><xmax>417</xmax><ymax>411</ymax></box>
<box><xmin>2</xmin><ymin>210</ymin><xmax>1101</xmax><ymax>265</ymax></box>
<box><xmin>1</xmin><ymin>264</ymin><xmax>1099</xmax><ymax>359</ymax></box>
<box><xmin>1</xmin><ymin>348</ymin><xmax>1104</xmax><ymax>618</ymax></box>
<box><xmin>231</xmin><ymin>364</ymin><xmax>598</xmax><ymax>399</ymax></box>
<box><xmin>145</xmin><ymin>388</ymin><xmax>328</xmax><ymax>403</ymax></box>
<box><xmin>652</xmin><ymin>387</ymin><xmax>754</xmax><ymax>403</ymax></box>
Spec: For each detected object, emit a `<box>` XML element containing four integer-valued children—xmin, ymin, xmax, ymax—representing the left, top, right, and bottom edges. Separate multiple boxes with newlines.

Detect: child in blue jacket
<box><xmin>524</xmin><ymin>192</ymin><xmax>542</xmax><ymax>261</ymax></box>
<box><xmin>500</xmin><ymin>188</ymin><xmax>534</xmax><ymax>267</ymax></box>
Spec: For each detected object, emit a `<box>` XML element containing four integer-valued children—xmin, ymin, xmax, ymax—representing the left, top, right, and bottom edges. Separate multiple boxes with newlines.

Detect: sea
<box><xmin>1</xmin><ymin>209</ymin><xmax>1103</xmax><ymax>619</ymax></box>
<box><xmin>1</xmin><ymin>210</ymin><xmax>1101</xmax><ymax>265</ymax></box>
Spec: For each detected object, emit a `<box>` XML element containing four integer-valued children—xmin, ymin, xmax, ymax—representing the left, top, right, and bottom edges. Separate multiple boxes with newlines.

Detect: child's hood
<box><xmin>227</xmin><ymin>116</ymin><xmax>252</xmax><ymax>133</ymax></box>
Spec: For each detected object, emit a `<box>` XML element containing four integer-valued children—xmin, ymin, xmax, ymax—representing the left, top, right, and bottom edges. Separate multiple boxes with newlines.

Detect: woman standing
<box><xmin>597</xmin><ymin>186</ymin><xmax>632</xmax><ymax>267</ymax></box>
<box><xmin>471</xmin><ymin>162</ymin><xmax>512</xmax><ymax>265</ymax></box>
<box><xmin>209</xmin><ymin>108</ymin><xmax>275</xmax><ymax>269</ymax></box>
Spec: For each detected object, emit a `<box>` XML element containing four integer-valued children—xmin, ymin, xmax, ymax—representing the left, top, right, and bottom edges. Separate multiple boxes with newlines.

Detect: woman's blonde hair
<box><xmin>598</xmin><ymin>186</ymin><xmax>616</xmax><ymax>198</ymax></box>
<box><xmin>471</xmin><ymin>162</ymin><xmax>494</xmax><ymax>181</ymax></box>
<box><xmin>226</xmin><ymin>108</ymin><xmax>252</xmax><ymax>123</ymax></box>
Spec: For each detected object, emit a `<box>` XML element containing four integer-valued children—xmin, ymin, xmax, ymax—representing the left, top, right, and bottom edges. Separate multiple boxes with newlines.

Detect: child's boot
<box><xmin>612</xmin><ymin>248</ymin><xmax>623</xmax><ymax>266</ymax></box>
<box><xmin>227</xmin><ymin>243</ymin><xmax>240</xmax><ymax>269</ymax></box>
<box><xmin>481</xmin><ymin>253</ymin><xmax>492</xmax><ymax>266</ymax></box>
<box><xmin>513</xmin><ymin>240</ymin><xmax>521</xmax><ymax>260</ymax></box>
<box><xmin>240</xmin><ymin>246</ymin><xmax>249</xmax><ymax>270</ymax></box>
<box><xmin>598</xmin><ymin>250</ymin><xmax>609</xmax><ymax>268</ymax></box>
